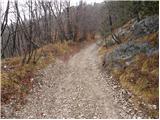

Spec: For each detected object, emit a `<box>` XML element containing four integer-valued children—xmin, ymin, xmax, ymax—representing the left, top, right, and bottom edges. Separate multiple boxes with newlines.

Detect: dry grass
<box><xmin>117</xmin><ymin>53</ymin><xmax>159</xmax><ymax>117</ymax></box>
<box><xmin>1</xmin><ymin>41</ymin><xmax>86</xmax><ymax>111</ymax></box>
<box><xmin>134</xmin><ymin>32</ymin><xmax>158</xmax><ymax>46</ymax></box>
<box><xmin>1</xmin><ymin>38</ymin><xmax>96</xmax><ymax>116</ymax></box>
<box><xmin>100</xmin><ymin>29</ymin><xmax>159</xmax><ymax>118</ymax></box>
<box><xmin>119</xmin><ymin>55</ymin><xmax>159</xmax><ymax>103</ymax></box>
<box><xmin>98</xmin><ymin>46</ymin><xmax>107</xmax><ymax>57</ymax></box>
<box><xmin>112</xmin><ymin>33</ymin><xmax>158</xmax><ymax>118</ymax></box>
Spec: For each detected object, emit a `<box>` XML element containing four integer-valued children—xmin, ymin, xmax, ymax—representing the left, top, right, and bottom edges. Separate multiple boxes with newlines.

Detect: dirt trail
<box><xmin>14</xmin><ymin>43</ymin><xmax>145</xmax><ymax>119</ymax></box>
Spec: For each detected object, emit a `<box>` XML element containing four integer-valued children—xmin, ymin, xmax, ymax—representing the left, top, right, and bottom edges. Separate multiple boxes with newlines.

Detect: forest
<box><xmin>1</xmin><ymin>0</ymin><xmax>159</xmax><ymax>119</ymax></box>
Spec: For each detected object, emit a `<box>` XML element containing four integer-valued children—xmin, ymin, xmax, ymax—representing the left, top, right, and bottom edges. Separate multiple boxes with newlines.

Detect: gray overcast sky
<box><xmin>70</xmin><ymin>0</ymin><xmax>104</xmax><ymax>5</ymax></box>
<box><xmin>1</xmin><ymin>0</ymin><xmax>104</xmax><ymax>11</ymax></box>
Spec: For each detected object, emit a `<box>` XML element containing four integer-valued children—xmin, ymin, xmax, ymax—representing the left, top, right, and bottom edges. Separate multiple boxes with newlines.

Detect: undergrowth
<box><xmin>100</xmin><ymin>30</ymin><xmax>159</xmax><ymax>118</ymax></box>
<box><xmin>1</xmin><ymin>37</ymin><xmax>96</xmax><ymax>117</ymax></box>
<box><xmin>1</xmin><ymin>40</ymin><xmax>92</xmax><ymax>115</ymax></box>
<box><xmin>1</xmin><ymin>42</ymin><xmax>68</xmax><ymax>106</ymax></box>
<box><xmin>117</xmin><ymin>53</ymin><xmax>159</xmax><ymax>118</ymax></box>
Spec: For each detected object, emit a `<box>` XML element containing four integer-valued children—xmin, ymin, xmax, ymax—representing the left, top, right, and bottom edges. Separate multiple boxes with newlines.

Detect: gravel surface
<box><xmin>13</xmin><ymin>43</ymin><xmax>146</xmax><ymax>119</ymax></box>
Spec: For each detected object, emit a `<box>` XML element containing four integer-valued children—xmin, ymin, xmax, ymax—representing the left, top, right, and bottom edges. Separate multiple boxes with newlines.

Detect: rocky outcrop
<box><xmin>104</xmin><ymin>41</ymin><xmax>158</xmax><ymax>69</ymax></box>
<box><xmin>133</xmin><ymin>15</ymin><xmax>159</xmax><ymax>37</ymax></box>
<box><xmin>104</xmin><ymin>15</ymin><xmax>159</xmax><ymax>69</ymax></box>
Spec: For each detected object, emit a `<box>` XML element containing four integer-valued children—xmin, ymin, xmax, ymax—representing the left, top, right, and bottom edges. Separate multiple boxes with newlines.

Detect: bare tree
<box><xmin>1</xmin><ymin>0</ymin><xmax>101</xmax><ymax>61</ymax></box>
<box><xmin>1</xmin><ymin>1</ymin><xmax>10</xmax><ymax>58</ymax></box>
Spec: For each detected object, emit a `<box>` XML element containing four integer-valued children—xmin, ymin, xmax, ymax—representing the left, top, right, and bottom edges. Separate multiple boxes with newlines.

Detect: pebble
<box><xmin>30</xmin><ymin>78</ymin><xmax>34</xmax><ymax>82</ymax></box>
<box><xmin>2</xmin><ymin>44</ymin><xmax>148</xmax><ymax>119</ymax></box>
<box><xmin>93</xmin><ymin>116</ymin><xmax>97</xmax><ymax>118</ymax></box>
<box><xmin>42</xmin><ymin>113</ymin><xmax>46</xmax><ymax>117</ymax></box>
<box><xmin>113</xmin><ymin>85</ymin><xmax>118</xmax><ymax>89</ymax></box>
<box><xmin>147</xmin><ymin>104</ymin><xmax>157</xmax><ymax>110</ymax></box>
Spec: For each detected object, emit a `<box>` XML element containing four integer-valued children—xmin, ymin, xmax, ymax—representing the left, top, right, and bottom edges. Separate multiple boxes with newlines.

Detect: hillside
<box><xmin>99</xmin><ymin>15</ymin><xmax>159</xmax><ymax>118</ymax></box>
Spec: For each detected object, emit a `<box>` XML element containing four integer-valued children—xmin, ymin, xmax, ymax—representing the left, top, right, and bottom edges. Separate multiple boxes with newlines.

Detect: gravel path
<box><xmin>14</xmin><ymin>43</ymin><xmax>146</xmax><ymax>119</ymax></box>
